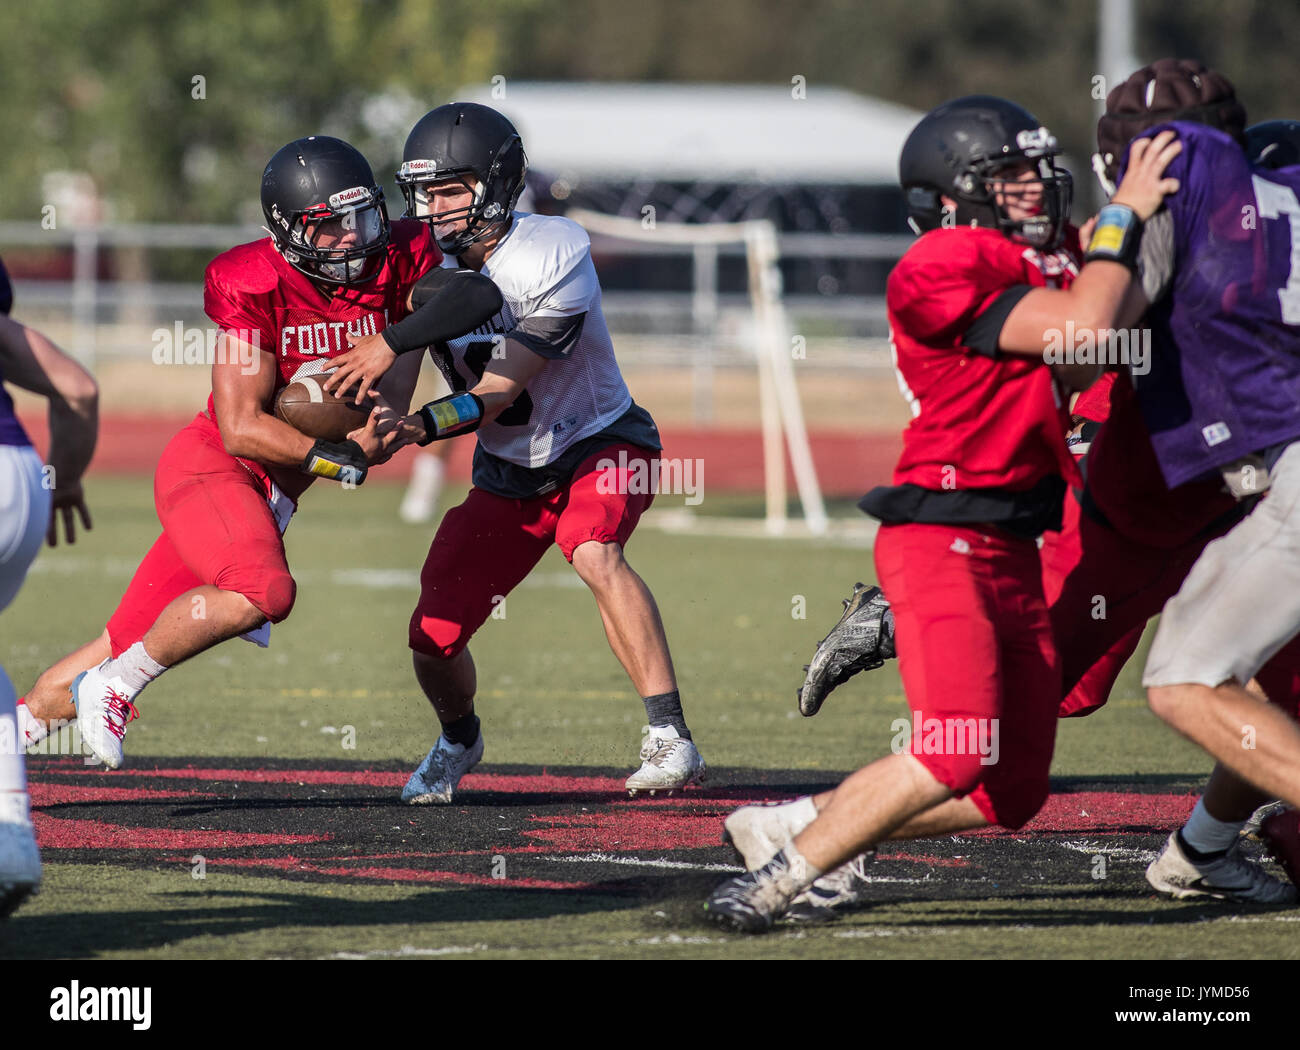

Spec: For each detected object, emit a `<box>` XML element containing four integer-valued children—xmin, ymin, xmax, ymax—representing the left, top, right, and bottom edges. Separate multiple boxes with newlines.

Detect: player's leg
<box><xmin>403</xmin><ymin>486</ymin><xmax>555</xmax><ymax>803</ymax></box>
<box><xmin>399</xmin><ymin>442</ymin><xmax>452</xmax><ymax>525</ymax></box>
<box><xmin>1145</xmin><ymin>446</ymin><xmax>1300</xmax><ymax>810</ymax></box>
<box><xmin>72</xmin><ymin>430</ymin><xmax>295</xmax><ymax>767</ymax></box>
<box><xmin>0</xmin><ymin>443</ymin><xmax>52</xmax><ymax>915</ymax></box>
<box><xmin>557</xmin><ymin>444</ymin><xmax>704</xmax><ymax>794</ymax></box>
<box><xmin>708</xmin><ymin>524</ymin><xmax>1043</xmax><ymax>930</ymax></box>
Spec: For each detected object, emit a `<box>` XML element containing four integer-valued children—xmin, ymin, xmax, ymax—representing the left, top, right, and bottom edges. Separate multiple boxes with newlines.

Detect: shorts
<box><xmin>409</xmin><ymin>443</ymin><xmax>656</xmax><ymax>659</ymax></box>
<box><xmin>874</xmin><ymin>522</ymin><xmax>1059</xmax><ymax>831</ymax></box>
<box><xmin>0</xmin><ymin>444</ymin><xmax>51</xmax><ymax>612</ymax></box>
<box><xmin>105</xmin><ymin>417</ymin><xmax>296</xmax><ymax>656</ymax></box>
<box><xmin>1145</xmin><ymin>442</ymin><xmax>1300</xmax><ymax>689</ymax></box>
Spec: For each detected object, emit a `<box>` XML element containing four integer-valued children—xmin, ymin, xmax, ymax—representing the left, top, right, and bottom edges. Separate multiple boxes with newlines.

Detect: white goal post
<box><xmin>567</xmin><ymin>209</ymin><xmax>829</xmax><ymax>536</ymax></box>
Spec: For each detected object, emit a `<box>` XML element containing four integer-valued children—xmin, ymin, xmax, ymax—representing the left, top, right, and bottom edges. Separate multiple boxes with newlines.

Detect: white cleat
<box><xmin>1146</xmin><ymin>831</ymin><xmax>1297</xmax><ymax>905</ymax></box>
<box><xmin>70</xmin><ymin>663</ymin><xmax>138</xmax><ymax>770</ymax></box>
<box><xmin>722</xmin><ymin>798</ymin><xmax>818</xmax><ymax>870</ymax></box>
<box><xmin>625</xmin><ymin>725</ymin><xmax>706</xmax><ymax>797</ymax></box>
<box><xmin>402</xmin><ymin>733</ymin><xmax>484</xmax><ymax>805</ymax></box>
<box><xmin>0</xmin><ymin>821</ymin><xmax>42</xmax><ymax>919</ymax></box>
<box><xmin>784</xmin><ymin>853</ymin><xmax>875</xmax><ymax>923</ymax></box>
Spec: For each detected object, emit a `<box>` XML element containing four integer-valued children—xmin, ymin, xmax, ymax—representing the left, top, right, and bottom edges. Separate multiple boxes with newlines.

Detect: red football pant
<box><xmin>105</xmin><ymin>416</ymin><xmax>295</xmax><ymax>656</ymax></box>
<box><xmin>875</xmin><ymin>522</ymin><xmax>1059</xmax><ymax>831</ymax></box>
<box><xmin>409</xmin><ymin>443</ymin><xmax>657</xmax><ymax>660</ymax></box>
<box><xmin>1043</xmin><ymin>491</ymin><xmax>1300</xmax><ymax>719</ymax></box>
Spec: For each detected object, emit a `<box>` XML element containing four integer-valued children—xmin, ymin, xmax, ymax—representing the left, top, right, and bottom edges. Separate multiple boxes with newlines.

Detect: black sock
<box><xmin>1176</xmin><ymin>828</ymin><xmax>1228</xmax><ymax>862</ymax></box>
<box><xmin>442</xmin><ymin>713</ymin><xmax>480</xmax><ymax>749</ymax></box>
<box><xmin>642</xmin><ymin>691</ymin><xmax>690</xmax><ymax>740</ymax></box>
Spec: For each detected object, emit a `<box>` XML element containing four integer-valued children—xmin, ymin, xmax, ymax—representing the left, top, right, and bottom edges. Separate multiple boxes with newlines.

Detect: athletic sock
<box><xmin>642</xmin><ymin>690</ymin><xmax>690</xmax><ymax>740</ymax></box>
<box><xmin>780</xmin><ymin>796</ymin><xmax>819</xmax><ymax>837</ymax></box>
<box><xmin>442</xmin><ymin>713</ymin><xmax>480</xmax><ymax>749</ymax></box>
<box><xmin>1179</xmin><ymin>798</ymin><xmax>1245</xmax><ymax>859</ymax></box>
<box><xmin>772</xmin><ymin>843</ymin><xmax>823</xmax><ymax>894</ymax></box>
<box><xmin>0</xmin><ymin>666</ymin><xmax>30</xmax><ymax>822</ymax></box>
<box><xmin>100</xmin><ymin>642</ymin><xmax>168</xmax><ymax>696</ymax></box>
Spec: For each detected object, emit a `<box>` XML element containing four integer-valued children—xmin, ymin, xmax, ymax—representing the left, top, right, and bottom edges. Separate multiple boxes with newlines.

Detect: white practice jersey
<box><xmin>434</xmin><ymin>212</ymin><xmax>633</xmax><ymax>470</ymax></box>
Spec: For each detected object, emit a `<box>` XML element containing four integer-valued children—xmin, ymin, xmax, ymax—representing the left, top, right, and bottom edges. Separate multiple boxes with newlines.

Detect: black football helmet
<box><xmin>260</xmin><ymin>136</ymin><xmax>390</xmax><ymax>286</ymax></box>
<box><xmin>899</xmin><ymin>95</ymin><xmax>1073</xmax><ymax>249</ymax></box>
<box><xmin>1246</xmin><ymin>120</ymin><xmax>1300</xmax><ymax>170</ymax></box>
<box><xmin>396</xmin><ymin>102</ymin><xmax>527</xmax><ymax>254</ymax></box>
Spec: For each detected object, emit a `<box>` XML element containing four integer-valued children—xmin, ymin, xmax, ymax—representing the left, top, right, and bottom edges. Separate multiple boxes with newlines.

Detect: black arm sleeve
<box><xmin>961</xmin><ymin>284</ymin><xmax>1034</xmax><ymax>358</ymax></box>
<box><xmin>509</xmin><ymin>312</ymin><xmax>587</xmax><ymax>360</ymax></box>
<box><xmin>382</xmin><ymin>268</ymin><xmax>504</xmax><ymax>354</ymax></box>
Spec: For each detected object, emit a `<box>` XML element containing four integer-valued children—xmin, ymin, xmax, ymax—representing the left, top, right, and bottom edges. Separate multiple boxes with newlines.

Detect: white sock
<box><xmin>781</xmin><ymin>796</ymin><xmax>819</xmax><ymax>837</ymax></box>
<box><xmin>1181</xmin><ymin>797</ymin><xmax>1245</xmax><ymax>855</ymax></box>
<box><xmin>773</xmin><ymin>843</ymin><xmax>823</xmax><ymax>893</ymax></box>
<box><xmin>0</xmin><ymin>665</ymin><xmax>30</xmax><ymax>818</ymax></box>
<box><xmin>101</xmin><ymin>642</ymin><xmax>168</xmax><ymax>696</ymax></box>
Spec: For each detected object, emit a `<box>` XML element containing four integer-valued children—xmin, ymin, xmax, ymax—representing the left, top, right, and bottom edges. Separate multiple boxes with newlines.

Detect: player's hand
<box><xmin>1077</xmin><ymin>214</ymin><xmax>1098</xmax><ymax>249</ymax></box>
<box><xmin>322</xmin><ymin>331</ymin><xmax>397</xmax><ymax>406</ymax></box>
<box><xmin>47</xmin><ymin>479</ymin><xmax>92</xmax><ymax>547</ymax></box>
<box><xmin>346</xmin><ymin>390</ymin><xmax>404</xmax><ymax>466</ymax></box>
<box><xmin>1112</xmin><ymin>130</ymin><xmax>1182</xmax><ymax>221</ymax></box>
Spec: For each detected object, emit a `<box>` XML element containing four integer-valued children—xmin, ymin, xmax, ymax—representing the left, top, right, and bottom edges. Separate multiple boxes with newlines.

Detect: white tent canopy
<box><xmin>454</xmin><ymin>82</ymin><xmax>923</xmax><ymax>185</ymax></box>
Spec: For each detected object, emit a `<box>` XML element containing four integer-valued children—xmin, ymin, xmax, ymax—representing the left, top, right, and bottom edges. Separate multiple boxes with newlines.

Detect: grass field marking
<box><xmin>1058</xmin><ymin>840</ymin><xmax>1160</xmax><ymax>864</ymax></box>
<box><xmin>328</xmin><ymin>944</ymin><xmax>490</xmax><ymax>959</ymax></box>
<box><xmin>542</xmin><ymin>851</ymin><xmax>741</xmax><ymax>873</ymax></box>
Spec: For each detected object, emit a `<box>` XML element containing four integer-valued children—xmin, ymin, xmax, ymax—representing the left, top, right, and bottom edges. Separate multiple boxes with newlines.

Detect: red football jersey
<box><xmin>886</xmin><ymin>226</ymin><xmax>1082</xmax><ymax>493</ymax></box>
<box><xmin>1071</xmin><ymin>370</ymin><xmax>1115</xmax><ymax>424</ymax></box>
<box><xmin>197</xmin><ymin>218</ymin><xmax>440</xmax><ymax>494</ymax></box>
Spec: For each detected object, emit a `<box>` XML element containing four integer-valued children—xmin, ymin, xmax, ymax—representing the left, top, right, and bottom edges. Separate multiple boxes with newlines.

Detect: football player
<box><xmin>0</xmin><ymin>259</ymin><xmax>98</xmax><ymax>915</ymax></box>
<box><xmin>323</xmin><ymin>103</ymin><xmax>706</xmax><ymax>801</ymax></box>
<box><xmin>767</xmin><ymin>72</ymin><xmax>1300</xmax><ymax>911</ymax></box>
<box><xmin>706</xmin><ymin>95</ymin><xmax>1180</xmax><ymax>931</ymax></box>
<box><xmin>17</xmin><ymin>136</ymin><xmax>502</xmax><ymax>769</ymax></box>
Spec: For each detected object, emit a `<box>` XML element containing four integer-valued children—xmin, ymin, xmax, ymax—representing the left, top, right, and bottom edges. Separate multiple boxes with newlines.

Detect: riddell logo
<box><xmin>399</xmin><ymin>159</ymin><xmax>438</xmax><ymax>177</ymax></box>
<box><xmin>50</xmin><ymin>981</ymin><xmax>151</xmax><ymax>1030</ymax></box>
<box><xmin>328</xmin><ymin>186</ymin><xmax>369</xmax><ymax>209</ymax></box>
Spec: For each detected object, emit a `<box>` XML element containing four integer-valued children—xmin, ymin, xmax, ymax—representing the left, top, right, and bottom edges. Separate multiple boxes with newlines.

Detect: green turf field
<box><xmin>5</xmin><ymin>477</ymin><xmax>1297</xmax><ymax>960</ymax></box>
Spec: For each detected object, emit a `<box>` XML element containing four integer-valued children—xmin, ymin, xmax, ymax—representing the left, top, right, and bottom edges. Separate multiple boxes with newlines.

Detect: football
<box><xmin>273</xmin><ymin>376</ymin><xmax>370</xmax><ymax>442</ymax></box>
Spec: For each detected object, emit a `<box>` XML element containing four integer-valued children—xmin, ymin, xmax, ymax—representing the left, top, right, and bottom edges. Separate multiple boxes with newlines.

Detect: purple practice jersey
<box><xmin>1122</xmin><ymin>122</ymin><xmax>1300</xmax><ymax>488</ymax></box>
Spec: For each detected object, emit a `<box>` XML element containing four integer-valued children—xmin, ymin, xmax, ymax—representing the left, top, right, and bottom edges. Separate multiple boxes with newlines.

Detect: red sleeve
<box><xmin>887</xmin><ymin>230</ymin><xmax>1018</xmax><ymax>346</ymax></box>
<box><xmin>1071</xmin><ymin>370</ymin><xmax>1116</xmax><ymax>423</ymax></box>
<box><xmin>388</xmin><ymin>220</ymin><xmax>443</xmax><ymax>322</ymax></box>
<box><xmin>203</xmin><ymin>254</ymin><xmax>276</xmax><ymax>354</ymax></box>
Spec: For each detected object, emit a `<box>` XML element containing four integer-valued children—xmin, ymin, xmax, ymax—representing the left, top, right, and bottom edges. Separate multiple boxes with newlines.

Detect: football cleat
<box><xmin>723</xmin><ymin>799</ymin><xmax>818</xmax><ymax>870</ymax></box>
<box><xmin>705</xmin><ymin>852</ymin><xmax>805</xmax><ymax>933</ymax></box>
<box><xmin>1259</xmin><ymin>807</ymin><xmax>1300</xmax><ymax>889</ymax></box>
<box><xmin>0</xmin><ymin>820</ymin><xmax>42</xmax><ymax>919</ymax></box>
<box><xmin>625</xmin><ymin>725</ymin><xmax>706</xmax><ymax>796</ymax></box>
<box><xmin>797</xmin><ymin>583</ymin><xmax>894</xmax><ymax>717</ymax></box>
<box><xmin>784</xmin><ymin>853</ymin><xmax>875</xmax><ymax>923</ymax></box>
<box><xmin>71</xmin><ymin>663</ymin><xmax>139</xmax><ymax>770</ymax></box>
<box><xmin>1145</xmin><ymin>831</ymin><xmax>1297</xmax><ymax>905</ymax></box>
<box><xmin>402</xmin><ymin>733</ymin><xmax>484</xmax><ymax>805</ymax></box>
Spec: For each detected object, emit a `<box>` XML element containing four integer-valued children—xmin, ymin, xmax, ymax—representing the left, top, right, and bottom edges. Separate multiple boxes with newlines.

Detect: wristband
<box><xmin>301</xmin><ymin>438</ymin><xmax>368</xmax><ymax>485</ymax></box>
<box><xmin>417</xmin><ymin>392</ymin><xmax>484</xmax><ymax>445</ymax></box>
<box><xmin>1085</xmin><ymin>204</ymin><xmax>1144</xmax><ymax>270</ymax></box>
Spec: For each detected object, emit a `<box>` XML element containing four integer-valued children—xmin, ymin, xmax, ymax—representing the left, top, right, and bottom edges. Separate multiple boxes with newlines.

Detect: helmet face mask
<box><xmin>261</xmin><ymin>138</ymin><xmax>391</xmax><ymax>287</ymax></box>
<box><xmin>900</xmin><ymin>96</ymin><xmax>1073</xmax><ymax>251</ymax></box>
<box><xmin>397</xmin><ymin>103</ymin><xmax>527</xmax><ymax>255</ymax></box>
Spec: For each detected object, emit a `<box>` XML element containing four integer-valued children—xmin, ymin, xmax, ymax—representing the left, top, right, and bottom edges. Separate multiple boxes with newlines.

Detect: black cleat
<box><xmin>705</xmin><ymin>856</ymin><xmax>802</xmax><ymax>933</ymax></box>
<box><xmin>797</xmin><ymin>583</ymin><xmax>895</xmax><ymax>717</ymax></box>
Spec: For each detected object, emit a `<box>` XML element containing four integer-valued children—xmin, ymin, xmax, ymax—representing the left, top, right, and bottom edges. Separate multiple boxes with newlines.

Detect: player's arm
<box><xmin>212</xmin><ymin>333</ymin><xmax>395</xmax><ymax>484</ymax></box>
<box><xmin>0</xmin><ymin>314</ymin><xmax>98</xmax><ymax>545</ymax></box>
<box><xmin>402</xmin><ymin>312</ymin><xmax>582</xmax><ymax>443</ymax></box>
<box><xmin>323</xmin><ymin>268</ymin><xmax>504</xmax><ymax>403</ymax></box>
<box><xmin>993</xmin><ymin>131</ymin><xmax>1179</xmax><ymax>357</ymax></box>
